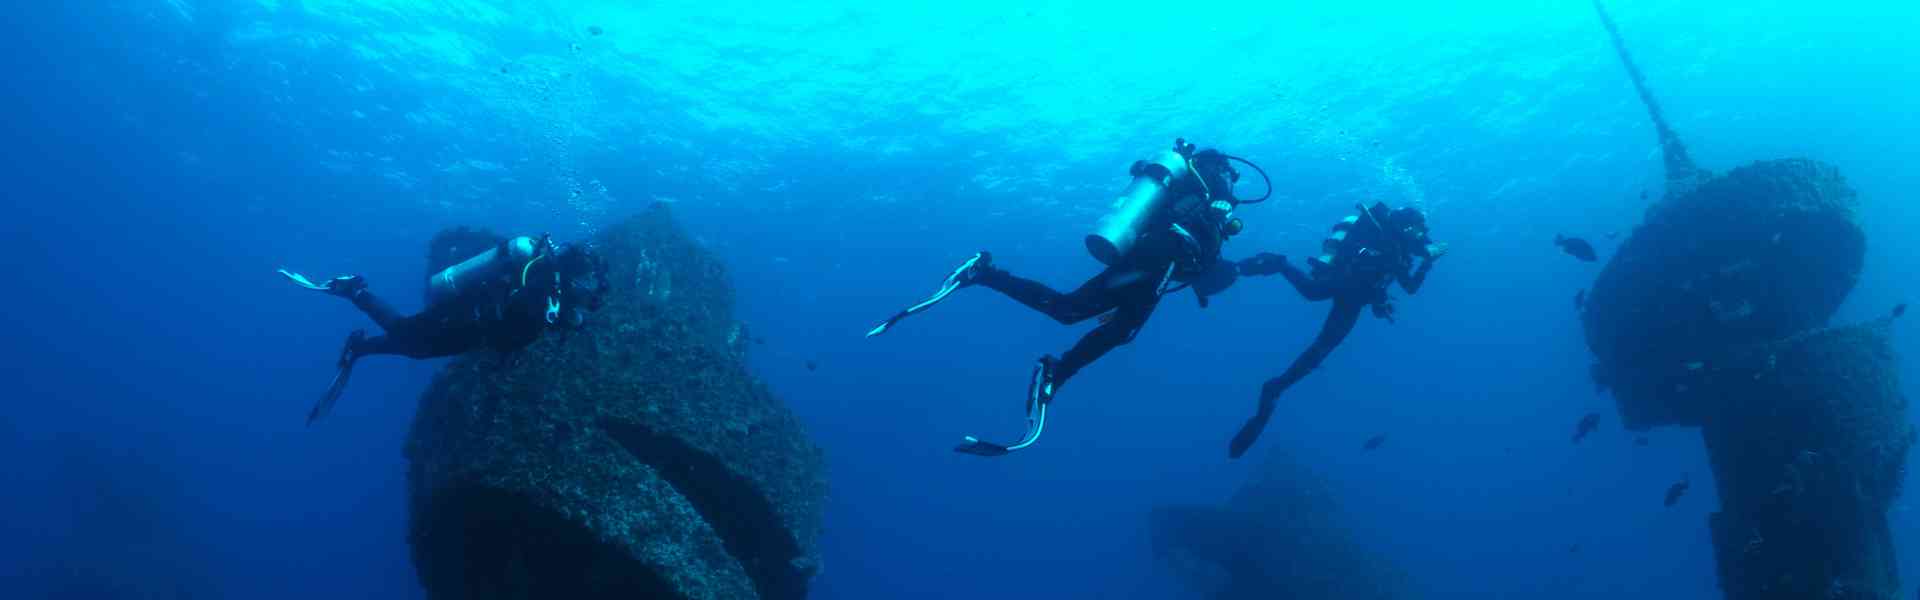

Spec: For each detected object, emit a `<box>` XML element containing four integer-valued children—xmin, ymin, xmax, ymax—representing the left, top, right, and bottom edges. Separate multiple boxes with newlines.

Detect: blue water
<box><xmin>4</xmin><ymin>1</ymin><xmax>1918</xmax><ymax>598</ymax></box>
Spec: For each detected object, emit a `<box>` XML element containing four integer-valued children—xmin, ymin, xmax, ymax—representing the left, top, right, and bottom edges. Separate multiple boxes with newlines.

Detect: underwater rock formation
<box><xmin>404</xmin><ymin>205</ymin><xmax>827</xmax><ymax>600</ymax></box>
<box><xmin>1582</xmin><ymin>3</ymin><xmax>1912</xmax><ymax>599</ymax></box>
<box><xmin>24</xmin><ymin>434</ymin><xmax>219</xmax><ymax>600</ymax></box>
<box><xmin>1700</xmin><ymin>321</ymin><xmax>1914</xmax><ymax>600</ymax></box>
<box><xmin>1150</xmin><ymin>453</ymin><xmax>1413</xmax><ymax>600</ymax></box>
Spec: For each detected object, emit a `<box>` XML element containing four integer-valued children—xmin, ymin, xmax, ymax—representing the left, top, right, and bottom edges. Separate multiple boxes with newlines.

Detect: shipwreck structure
<box><xmin>1150</xmin><ymin>453</ymin><xmax>1413</xmax><ymax>599</ymax></box>
<box><xmin>403</xmin><ymin>205</ymin><xmax>828</xmax><ymax>600</ymax></box>
<box><xmin>1582</xmin><ymin>3</ymin><xmax>1913</xmax><ymax>598</ymax></box>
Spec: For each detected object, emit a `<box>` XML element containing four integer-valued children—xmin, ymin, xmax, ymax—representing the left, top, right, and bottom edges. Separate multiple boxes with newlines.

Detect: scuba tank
<box><xmin>426</xmin><ymin>235</ymin><xmax>541</xmax><ymax>306</ymax></box>
<box><xmin>1309</xmin><ymin>203</ymin><xmax>1399</xmax><ymax>275</ymax></box>
<box><xmin>1311</xmin><ymin>215</ymin><xmax>1364</xmax><ymax>272</ymax></box>
<box><xmin>1086</xmin><ymin>146</ymin><xmax>1195</xmax><ymax>266</ymax></box>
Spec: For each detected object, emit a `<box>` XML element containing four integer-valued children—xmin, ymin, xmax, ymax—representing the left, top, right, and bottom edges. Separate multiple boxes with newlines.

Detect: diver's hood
<box><xmin>1190</xmin><ymin>149</ymin><xmax>1240</xmax><ymax>202</ymax></box>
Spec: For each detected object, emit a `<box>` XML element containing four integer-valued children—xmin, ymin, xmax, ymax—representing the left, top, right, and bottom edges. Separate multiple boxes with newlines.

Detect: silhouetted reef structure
<box><xmin>1701</xmin><ymin>320</ymin><xmax>1912</xmax><ymax>599</ymax></box>
<box><xmin>1584</xmin><ymin>158</ymin><xmax>1865</xmax><ymax>427</ymax></box>
<box><xmin>404</xmin><ymin>205</ymin><xmax>827</xmax><ymax>600</ymax></box>
<box><xmin>1583</xmin><ymin>3</ymin><xmax>1912</xmax><ymax>599</ymax></box>
<box><xmin>1150</xmin><ymin>453</ymin><xmax>1413</xmax><ymax>599</ymax></box>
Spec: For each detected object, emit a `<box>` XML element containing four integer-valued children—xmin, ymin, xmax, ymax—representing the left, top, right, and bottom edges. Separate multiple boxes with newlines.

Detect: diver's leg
<box><xmin>1263</xmin><ymin>297</ymin><xmax>1365</xmax><ymax>401</ymax></box>
<box><xmin>346</xmin><ymin>310</ymin><xmax>466</xmax><ymax>360</ymax></box>
<box><xmin>1229</xmin><ymin>297</ymin><xmax>1366</xmax><ymax>458</ymax></box>
<box><xmin>977</xmin><ymin>266</ymin><xmax>1121</xmax><ymax>326</ymax></box>
<box><xmin>348</xmin><ymin>332</ymin><xmax>407</xmax><ymax>358</ymax></box>
<box><xmin>1277</xmin><ymin>261</ymin><xmax>1335</xmax><ymax>301</ymax></box>
<box><xmin>1051</xmin><ymin>276</ymin><xmax>1163</xmax><ymax>387</ymax></box>
<box><xmin>346</xmin><ymin>288</ymin><xmax>408</xmax><ymax>331</ymax></box>
<box><xmin>350</xmin><ymin>330</ymin><xmax>457</xmax><ymax>360</ymax></box>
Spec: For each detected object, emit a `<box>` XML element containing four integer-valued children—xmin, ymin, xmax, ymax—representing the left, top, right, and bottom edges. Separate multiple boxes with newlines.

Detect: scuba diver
<box><xmin>867</xmin><ymin>139</ymin><xmax>1272</xmax><ymax>456</ymax></box>
<box><xmin>277</xmin><ymin>229</ymin><xmax>610</xmax><ymax>424</ymax></box>
<box><xmin>1225</xmin><ymin>201</ymin><xmax>1445</xmax><ymax>458</ymax></box>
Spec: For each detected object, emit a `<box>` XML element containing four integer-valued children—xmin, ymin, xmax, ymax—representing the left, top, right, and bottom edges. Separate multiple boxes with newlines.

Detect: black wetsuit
<box><xmin>1250</xmin><ymin>250</ymin><xmax>1431</xmax><ymax>396</ymax></box>
<box><xmin>1227</xmin><ymin>239</ymin><xmax>1435</xmax><ymax>458</ymax></box>
<box><xmin>342</xmin><ymin>277</ymin><xmax>551</xmax><ymax>359</ymax></box>
<box><xmin>978</xmin><ymin>197</ymin><xmax>1230</xmax><ymax>387</ymax></box>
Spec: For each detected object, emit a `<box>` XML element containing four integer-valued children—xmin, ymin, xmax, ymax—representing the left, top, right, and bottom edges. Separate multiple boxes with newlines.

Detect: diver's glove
<box><xmin>1237</xmin><ymin>253</ymin><xmax>1288</xmax><ymax>276</ymax></box>
<box><xmin>1208</xmin><ymin>200</ymin><xmax>1235</xmax><ymax>225</ymax></box>
<box><xmin>1372</xmin><ymin>301</ymin><xmax>1397</xmax><ymax>323</ymax></box>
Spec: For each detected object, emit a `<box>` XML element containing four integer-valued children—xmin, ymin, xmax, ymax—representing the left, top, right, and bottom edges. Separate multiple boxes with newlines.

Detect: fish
<box><xmin>1574</xmin><ymin>289</ymin><xmax>1587</xmax><ymax>310</ymax></box>
<box><xmin>588</xmin><ymin>25</ymin><xmax>604</xmax><ymax>36</ymax></box>
<box><xmin>804</xmin><ymin>360</ymin><xmax>818</xmax><ymax>372</ymax></box>
<box><xmin>1572</xmin><ymin>413</ymin><xmax>1600</xmax><ymax>443</ymax></box>
<box><xmin>1894</xmin><ymin>304</ymin><xmax>1907</xmax><ymax>319</ymax></box>
<box><xmin>1555</xmin><ymin>235</ymin><xmax>1598</xmax><ymax>262</ymax></box>
<box><xmin>1634</xmin><ymin>436</ymin><xmax>1650</xmax><ymax>447</ymax></box>
<box><xmin>1362</xmin><ymin>434</ymin><xmax>1387</xmax><ymax>451</ymax></box>
<box><xmin>1606</xmin><ymin>231</ymin><xmax>1621</xmax><ymax>240</ymax></box>
<box><xmin>1664</xmin><ymin>477</ymin><xmax>1691</xmax><ymax>507</ymax></box>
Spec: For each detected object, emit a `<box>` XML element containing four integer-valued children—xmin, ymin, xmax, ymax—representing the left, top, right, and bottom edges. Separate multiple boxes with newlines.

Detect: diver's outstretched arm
<box><xmin>1235</xmin><ymin>253</ymin><xmax>1288</xmax><ymax>276</ymax></box>
<box><xmin>1234</xmin><ymin>253</ymin><xmax>1335</xmax><ymax>301</ymax></box>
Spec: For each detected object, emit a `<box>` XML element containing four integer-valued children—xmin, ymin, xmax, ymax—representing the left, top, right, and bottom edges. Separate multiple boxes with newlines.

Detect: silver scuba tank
<box><xmin>426</xmin><ymin>236</ymin><xmax>538</xmax><ymax>306</ymax></box>
<box><xmin>1086</xmin><ymin>149</ymin><xmax>1193</xmax><ymax>266</ymax></box>
<box><xmin>1314</xmin><ymin>215</ymin><xmax>1361</xmax><ymax>268</ymax></box>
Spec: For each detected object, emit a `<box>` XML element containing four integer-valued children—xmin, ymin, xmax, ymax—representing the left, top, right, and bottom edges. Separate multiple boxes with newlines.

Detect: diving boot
<box><xmin>1028</xmin><ymin>354</ymin><xmax>1058</xmax><ymax>411</ymax></box>
<box><xmin>322</xmin><ymin>275</ymin><xmax>367</xmax><ymax>299</ymax></box>
<box><xmin>950</xmin><ymin>251</ymin><xmax>995</xmax><ymax>288</ymax></box>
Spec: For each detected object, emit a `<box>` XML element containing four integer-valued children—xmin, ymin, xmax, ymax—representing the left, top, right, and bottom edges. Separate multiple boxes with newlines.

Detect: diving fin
<box><xmin>280</xmin><ymin>269</ymin><xmax>364</xmax><ymax>298</ymax></box>
<box><xmin>308</xmin><ymin>330</ymin><xmax>365</xmax><ymax>425</ymax></box>
<box><xmin>955</xmin><ymin>356</ymin><xmax>1055</xmax><ymax>457</ymax></box>
<box><xmin>1228</xmin><ymin>394</ymin><xmax>1278</xmax><ymax>459</ymax></box>
<box><xmin>867</xmin><ymin>252</ymin><xmax>989</xmax><ymax>337</ymax></box>
<box><xmin>278</xmin><ymin>268</ymin><xmax>330</xmax><ymax>291</ymax></box>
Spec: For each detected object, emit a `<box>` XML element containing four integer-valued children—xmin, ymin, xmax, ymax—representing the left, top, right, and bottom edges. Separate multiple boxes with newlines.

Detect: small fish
<box><xmin>753</xmin><ymin>336</ymin><xmax>767</xmax><ymax>345</ymax></box>
<box><xmin>1639</xmin><ymin>191</ymin><xmax>1648</xmax><ymax>201</ymax></box>
<box><xmin>1606</xmin><ymin>231</ymin><xmax>1621</xmax><ymax>240</ymax></box>
<box><xmin>1568</xmin><ymin>543</ymin><xmax>1581</xmax><ymax>554</ymax></box>
<box><xmin>1555</xmin><ymin>235</ymin><xmax>1598</xmax><ymax>262</ymax></box>
<box><xmin>1664</xmin><ymin>477</ymin><xmax>1691</xmax><ymax>507</ymax></box>
<box><xmin>1634</xmin><ymin>436</ymin><xmax>1650</xmax><ymax>447</ymax></box>
<box><xmin>1574</xmin><ymin>289</ymin><xmax>1587</xmax><ymax>310</ymax></box>
<box><xmin>587</xmin><ymin>25</ymin><xmax>604</xmax><ymax>36</ymax></box>
<box><xmin>1572</xmin><ymin>413</ymin><xmax>1600</xmax><ymax>444</ymax></box>
<box><xmin>1362</xmin><ymin>434</ymin><xmax>1388</xmax><ymax>451</ymax></box>
<box><xmin>804</xmin><ymin>360</ymin><xmax>818</xmax><ymax>372</ymax></box>
<box><xmin>1894</xmin><ymin>304</ymin><xmax>1907</xmax><ymax>319</ymax></box>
